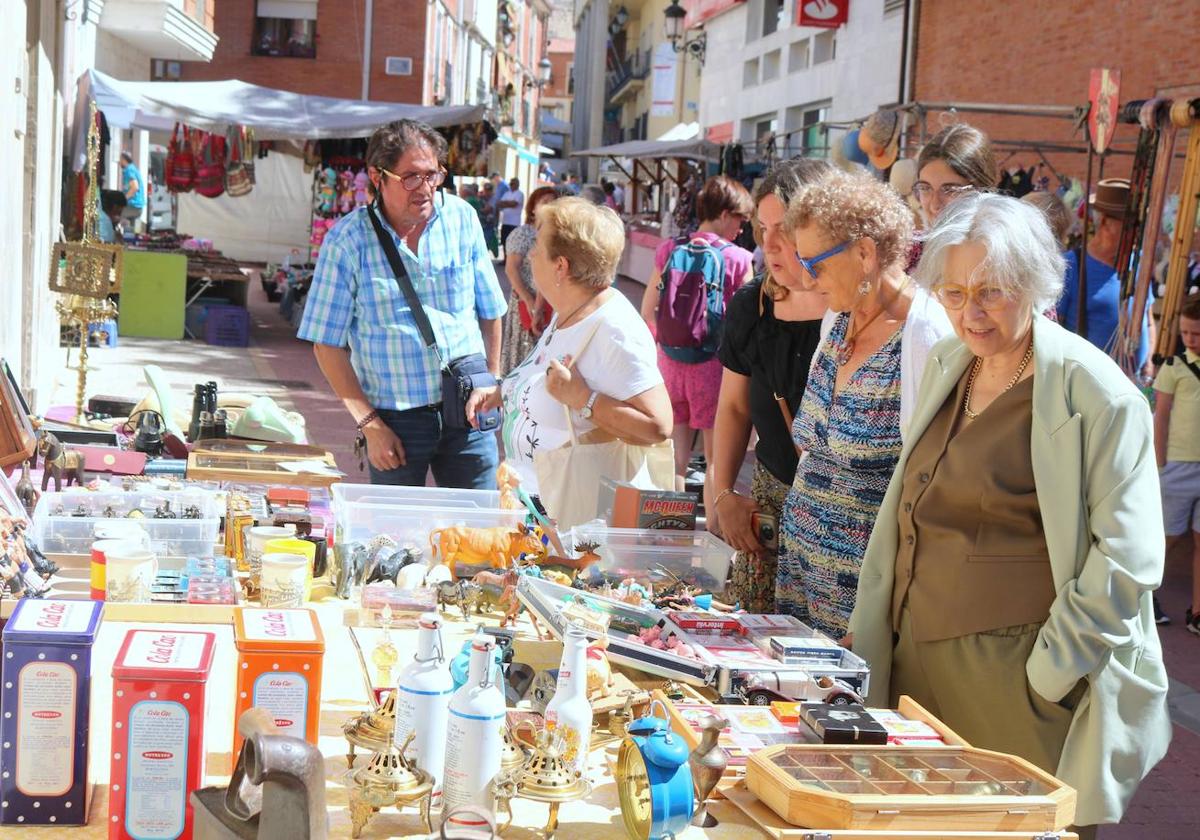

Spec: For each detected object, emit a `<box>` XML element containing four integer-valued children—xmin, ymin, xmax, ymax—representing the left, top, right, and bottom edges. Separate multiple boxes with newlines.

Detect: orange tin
<box><xmin>232</xmin><ymin>607</ymin><xmax>324</xmax><ymax>755</ymax></box>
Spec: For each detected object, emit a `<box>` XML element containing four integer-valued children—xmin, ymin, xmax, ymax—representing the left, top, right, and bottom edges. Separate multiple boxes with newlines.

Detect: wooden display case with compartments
<box><xmin>186</xmin><ymin>440</ymin><xmax>341</xmax><ymax>488</ymax></box>
<box><xmin>746</xmin><ymin>744</ymin><xmax>1075</xmax><ymax>833</ymax></box>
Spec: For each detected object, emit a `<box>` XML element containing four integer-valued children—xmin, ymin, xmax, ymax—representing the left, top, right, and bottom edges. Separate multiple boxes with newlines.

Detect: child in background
<box><xmin>1152</xmin><ymin>294</ymin><xmax>1200</xmax><ymax>635</ymax></box>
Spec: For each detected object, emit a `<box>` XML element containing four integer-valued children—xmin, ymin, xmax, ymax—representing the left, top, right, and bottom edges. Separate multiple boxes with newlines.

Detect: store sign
<box><xmin>684</xmin><ymin>0</ymin><xmax>747</xmax><ymax>29</ymax></box>
<box><xmin>1088</xmin><ymin>67</ymin><xmax>1121</xmax><ymax>155</ymax></box>
<box><xmin>798</xmin><ymin>0</ymin><xmax>850</xmax><ymax>29</ymax></box>
<box><xmin>707</xmin><ymin>122</ymin><xmax>734</xmax><ymax>144</ymax></box>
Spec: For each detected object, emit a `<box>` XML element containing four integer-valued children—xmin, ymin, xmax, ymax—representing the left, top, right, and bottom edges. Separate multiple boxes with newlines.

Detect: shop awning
<box><xmin>540</xmin><ymin>111</ymin><xmax>571</xmax><ymax>135</ymax></box>
<box><xmin>77</xmin><ymin>68</ymin><xmax>486</xmax><ymax>152</ymax></box>
<box><xmin>571</xmin><ymin>136</ymin><xmax>721</xmax><ymax>162</ymax></box>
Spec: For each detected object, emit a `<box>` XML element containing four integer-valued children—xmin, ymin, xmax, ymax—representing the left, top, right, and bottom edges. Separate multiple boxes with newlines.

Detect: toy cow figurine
<box><xmin>429</xmin><ymin>521</ymin><xmax>547</xmax><ymax>578</ymax></box>
<box><xmin>37</xmin><ymin>431</ymin><xmax>85</xmax><ymax>492</ymax></box>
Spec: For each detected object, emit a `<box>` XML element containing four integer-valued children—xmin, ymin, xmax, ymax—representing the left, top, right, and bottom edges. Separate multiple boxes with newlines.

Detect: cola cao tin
<box><xmin>232</xmin><ymin>607</ymin><xmax>324</xmax><ymax>754</ymax></box>
<box><xmin>110</xmin><ymin>629</ymin><xmax>215</xmax><ymax>840</ymax></box>
<box><xmin>0</xmin><ymin>598</ymin><xmax>104</xmax><ymax>826</ymax></box>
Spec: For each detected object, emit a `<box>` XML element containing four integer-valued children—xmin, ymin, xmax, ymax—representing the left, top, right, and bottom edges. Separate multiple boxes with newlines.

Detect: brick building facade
<box><xmin>912</xmin><ymin>0</ymin><xmax>1200</xmax><ymax>181</ymax></box>
<box><xmin>179</xmin><ymin>0</ymin><xmax>427</xmax><ymax>103</ymax></box>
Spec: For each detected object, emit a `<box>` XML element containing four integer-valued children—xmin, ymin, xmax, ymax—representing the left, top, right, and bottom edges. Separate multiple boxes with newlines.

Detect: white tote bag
<box><xmin>533</xmin><ymin>325</ymin><xmax>675</xmax><ymax>529</ymax></box>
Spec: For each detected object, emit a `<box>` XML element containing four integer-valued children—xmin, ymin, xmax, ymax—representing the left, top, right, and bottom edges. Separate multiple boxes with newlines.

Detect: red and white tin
<box><xmin>0</xmin><ymin>598</ymin><xmax>104</xmax><ymax>826</ymax></box>
<box><xmin>232</xmin><ymin>607</ymin><xmax>324</xmax><ymax>755</ymax></box>
<box><xmin>109</xmin><ymin>629</ymin><xmax>215</xmax><ymax>840</ymax></box>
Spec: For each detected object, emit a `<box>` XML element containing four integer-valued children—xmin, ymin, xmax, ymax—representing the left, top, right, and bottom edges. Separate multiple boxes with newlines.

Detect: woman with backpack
<box><xmin>640</xmin><ymin>177</ymin><xmax>755</xmax><ymax>510</ymax></box>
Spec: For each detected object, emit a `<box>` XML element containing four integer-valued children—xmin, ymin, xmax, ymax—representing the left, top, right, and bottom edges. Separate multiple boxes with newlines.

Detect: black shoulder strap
<box><xmin>366</xmin><ymin>203</ymin><xmax>444</xmax><ymax>369</ymax></box>
<box><xmin>1180</xmin><ymin>352</ymin><xmax>1200</xmax><ymax>384</ymax></box>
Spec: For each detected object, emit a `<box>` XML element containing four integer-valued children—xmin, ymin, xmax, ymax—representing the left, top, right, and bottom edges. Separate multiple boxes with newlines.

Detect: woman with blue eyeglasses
<box><xmin>774</xmin><ymin>169</ymin><xmax>952</xmax><ymax>638</ymax></box>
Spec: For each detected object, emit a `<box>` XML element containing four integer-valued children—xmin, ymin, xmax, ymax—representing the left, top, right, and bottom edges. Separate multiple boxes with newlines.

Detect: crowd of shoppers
<box><xmin>300</xmin><ymin>118</ymin><xmax>1175</xmax><ymax>835</ymax></box>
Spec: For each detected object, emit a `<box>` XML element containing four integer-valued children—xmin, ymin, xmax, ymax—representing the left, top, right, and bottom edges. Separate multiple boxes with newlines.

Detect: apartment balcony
<box><xmin>100</xmin><ymin>0</ymin><xmax>219</xmax><ymax>62</ymax></box>
<box><xmin>606</xmin><ymin>48</ymin><xmax>651</xmax><ymax>105</ymax></box>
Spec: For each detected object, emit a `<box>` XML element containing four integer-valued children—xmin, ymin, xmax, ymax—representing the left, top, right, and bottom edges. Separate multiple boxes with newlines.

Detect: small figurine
<box><xmin>181</xmin><ymin>505</ymin><xmax>202</xmax><ymax>519</ymax></box>
<box><xmin>14</xmin><ymin>461</ymin><xmax>37</xmax><ymax>515</ymax></box>
<box><xmin>126</xmin><ymin>508</ymin><xmax>145</xmax><ymax>519</ymax></box>
<box><xmin>365</xmin><ymin>546</ymin><xmax>424</xmax><ymax>587</ymax></box>
<box><xmin>435</xmin><ymin>579</ymin><xmax>481</xmax><ymax>621</ymax></box>
<box><xmin>316</xmin><ymin>166</ymin><xmax>338</xmax><ymax>214</ymax></box>
<box><xmin>71</xmin><ymin>504</ymin><xmax>91</xmax><ymax>518</ymax></box>
<box><xmin>37</xmin><ymin>431</ymin><xmax>85</xmax><ymax>492</ymax></box>
<box><xmin>102</xmin><ymin>505</ymin><xmax>118</xmax><ymax>518</ymax></box>
<box><xmin>153</xmin><ymin>500</ymin><xmax>177</xmax><ymax>519</ymax></box>
<box><xmin>353</xmin><ymin>169</ymin><xmax>370</xmax><ymax>206</ymax></box>
<box><xmin>50</xmin><ymin>504</ymin><xmax>65</xmax><ymax>517</ymax></box>
<box><xmin>337</xmin><ymin>169</ymin><xmax>354</xmax><ymax>214</ymax></box>
<box><xmin>586</xmin><ymin>639</ymin><xmax>615</xmax><ymax>700</ymax></box>
<box><xmin>428</xmin><ymin>521</ymin><xmax>547</xmax><ymax>578</ymax></box>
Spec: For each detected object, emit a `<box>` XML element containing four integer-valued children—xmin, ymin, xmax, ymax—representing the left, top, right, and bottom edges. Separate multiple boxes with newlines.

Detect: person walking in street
<box><xmin>119</xmin><ymin>151</ymin><xmax>146</xmax><ymax>232</ymax></box>
<box><xmin>640</xmin><ymin>176</ymin><xmax>755</xmax><ymax>513</ymax></box>
<box><xmin>298</xmin><ymin>119</ymin><xmax>507</xmax><ymax>489</ymax></box>
<box><xmin>476</xmin><ymin>181</ymin><xmax>500</xmax><ymax>257</ymax></box>
<box><xmin>501</xmin><ymin>185</ymin><xmax>560</xmax><ymax>375</ymax></box>
<box><xmin>850</xmin><ymin>192</ymin><xmax>1170</xmax><ymax>838</ymax></box>
<box><xmin>913</xmin><ymin>124</ymin><xmax>997</xmax><ymax>228</ymax></box>
<box><xmin>498</xmin><ymin>178</ymin><xmax>524</xmax><ymax>256</ymax></box>
<box><xmin>776</xmin><ymin>168</ymin><xmax>952</xmax><ymax>638</ymax></box>
<box><xmin>709</xmin><ymin>159</ymin><xmax>830</xmax><ymax>614</ymax></box>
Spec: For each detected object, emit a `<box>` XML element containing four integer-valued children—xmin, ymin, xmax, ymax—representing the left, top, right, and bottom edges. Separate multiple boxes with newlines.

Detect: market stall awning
<box><xmin>80</xmin><ymin>68</ymin><xmax>486</xmax><ymax>143</ymax></box>
<box><xmin>571</xmin><ymin>136</ymin><xmax>721</xmax><ymax>162</ymax></box>
<box><xmin>540</xmin><ymin>111</ymin><xmax>572</xmax><ymax>135</ymax></box>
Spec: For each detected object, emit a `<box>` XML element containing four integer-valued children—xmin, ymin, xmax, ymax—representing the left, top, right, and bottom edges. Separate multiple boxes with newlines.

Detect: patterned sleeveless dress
<box><xmin>776</xmin><ymin>313</ymin><xmax>904</xmax><ymax>638</ymax></box>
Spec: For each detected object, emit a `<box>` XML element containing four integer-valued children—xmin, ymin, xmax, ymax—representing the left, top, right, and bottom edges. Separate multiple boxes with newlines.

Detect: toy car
<box><xmin>736</xmin><ymin>669</ymin><xmax>863</xmax><ymax>707</ymax></box>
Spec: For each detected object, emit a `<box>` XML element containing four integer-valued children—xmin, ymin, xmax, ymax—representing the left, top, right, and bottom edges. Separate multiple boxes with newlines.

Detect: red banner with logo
<box><xmin>798</xmin><ymin>0</ymin><xmax>849</xmax><ymax>29</ymax></box>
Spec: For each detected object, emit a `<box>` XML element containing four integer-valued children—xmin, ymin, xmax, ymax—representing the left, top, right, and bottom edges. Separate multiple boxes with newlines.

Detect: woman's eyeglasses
<box><xmin>795</xmin><ymin>240</ymin><xmax>851</xmax><ymax>279</ymax></box>
<box><xmin>933</xmin><ymin>283</ymin><xmax>1009</xmax><ymax>311</ymax></box>
<box><xmin>379</xmin><ymin>167</ymin><xmax>446</xmax><ymax>191</ymax></box>
<box><xmin>912</xmin><ymin>182</ymin><xmax>975</xmax><ymax>202</ymax></box>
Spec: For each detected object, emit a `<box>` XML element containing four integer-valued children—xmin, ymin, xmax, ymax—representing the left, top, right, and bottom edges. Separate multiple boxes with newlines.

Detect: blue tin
<box><xmin>0</xmin><ymin>598</ymin><xmax>104</xmax><ymax>825</ymax></box>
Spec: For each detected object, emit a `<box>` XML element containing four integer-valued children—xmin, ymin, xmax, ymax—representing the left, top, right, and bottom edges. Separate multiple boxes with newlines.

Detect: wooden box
<box><xmin>746</xmin><ymin>744</ymin><xmax>1075</xmax><ymax>832</ymax></box>
<box><xmin>187</xmin><ymin>441</ymin><xmax>340</xmax><ymax>488</ymax></box>
<box><xmin>0</xmin><ymin>359</ymin><xmax>36</xmax><ymax>470</ymax></box>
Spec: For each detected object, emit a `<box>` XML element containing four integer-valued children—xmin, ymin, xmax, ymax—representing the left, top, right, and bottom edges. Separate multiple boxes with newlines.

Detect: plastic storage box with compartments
<box><xmin>330</xmin><ymin>483</ymin><xmax>521</xmax><ymax>548</ymax></box>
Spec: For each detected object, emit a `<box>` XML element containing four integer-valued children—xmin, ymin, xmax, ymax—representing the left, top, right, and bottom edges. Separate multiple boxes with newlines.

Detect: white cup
<box><xmin>105</xmin><ymin>547</ymin><xmax>157</xmax><ymax>603</ymax></box>
<box><xmin>94</xmin><ymin>521</ymin><xmax>151</xmax><ymax>550</ymax></box>
<box><xmin>260</xmin><ymin>552</ymin><xmax>308</xmax><ymax>608</ymax></box>
<box><xmin>246</xmin><ymin>525</ymin><xmax>296</xmax><ymax>581</ymax></box>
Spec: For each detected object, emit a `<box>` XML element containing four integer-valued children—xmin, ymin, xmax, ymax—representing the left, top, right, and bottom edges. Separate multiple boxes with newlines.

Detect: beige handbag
<box><xmin>533</xmin><ymin>324</ymin><xmax>675</xmax><ymax>529</ymax></box>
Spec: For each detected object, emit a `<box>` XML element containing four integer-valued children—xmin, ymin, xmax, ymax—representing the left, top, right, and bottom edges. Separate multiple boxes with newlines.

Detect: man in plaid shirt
<box><xmin>299</xmin><ymin>120</ymin><xmax>507</xmax><ymax>488</ymax></box>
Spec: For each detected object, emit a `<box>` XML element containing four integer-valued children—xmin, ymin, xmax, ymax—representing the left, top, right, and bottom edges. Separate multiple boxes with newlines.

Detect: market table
<box><xmin>0</xmin><ymin>592</ymin><xmax>761</xmax><ymax>839</ymax></box>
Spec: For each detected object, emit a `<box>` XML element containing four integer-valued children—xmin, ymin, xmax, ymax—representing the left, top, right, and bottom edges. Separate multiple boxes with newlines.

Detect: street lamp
<box><xmin>538</xmin><ymin>57</ymin><xmax>553</xmax><ymax>86</ymax></box>
<box><xmin>664</xmin><ymin>0</ymin><xmax>706</xmax><ymax>65</ymax></box>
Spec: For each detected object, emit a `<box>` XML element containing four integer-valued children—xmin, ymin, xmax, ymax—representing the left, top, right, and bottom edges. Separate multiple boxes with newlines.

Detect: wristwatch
<box><xmin>580</xmin><ymin>390</ymin><xmax>599</xmax><ymax>420</ymax></box>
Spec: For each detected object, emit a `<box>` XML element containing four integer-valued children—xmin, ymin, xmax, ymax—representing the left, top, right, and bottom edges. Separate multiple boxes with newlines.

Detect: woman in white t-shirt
<box><xmin>471</xmin><ymin>197</ymin><xmax>672</xmax><ymax>499</ymax></box>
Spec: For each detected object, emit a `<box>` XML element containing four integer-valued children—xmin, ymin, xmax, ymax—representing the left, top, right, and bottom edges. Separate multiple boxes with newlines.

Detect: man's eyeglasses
<box><xmin>912</xmin><ymin>182</ymin><xmax>975</xmax><ymax>202</ymax></box>
<box><xmin>932</xmin><ymin>283</ymin><xmax>1010</xmax><ymax>311</ymax></box>
<box><xmin>379</xmin><ymin>167</ymin><xmax>446</xmax><ymax>191</ymax></box>
<box><xmin>795</xmin><ymin>240</ymin><xmax>851</xmax><ymax>279</ymax></box>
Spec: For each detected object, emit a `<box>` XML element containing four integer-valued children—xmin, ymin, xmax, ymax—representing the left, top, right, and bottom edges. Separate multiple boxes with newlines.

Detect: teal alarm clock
<box><xmin>615</xmin><ymin>700</ymin><xmax>695</xmax><ymax>839</ymax></box>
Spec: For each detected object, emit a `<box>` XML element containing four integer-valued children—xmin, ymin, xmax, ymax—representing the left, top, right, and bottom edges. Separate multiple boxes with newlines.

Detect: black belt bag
<box><xmin>368</xmin><ymin>203</ymin><xmax>495</xmax><ymax>429</ymax></box>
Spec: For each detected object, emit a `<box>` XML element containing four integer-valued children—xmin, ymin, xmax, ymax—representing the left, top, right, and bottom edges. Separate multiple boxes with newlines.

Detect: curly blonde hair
<box><xmin>783</xmin><ymin>169</ymin><xmax>914</xmax><ymax>270</ymax></box>
<box><xmin>536</xmin><ymin>197</ymin><xmax>625</xmax><ymax>289</ymax></box>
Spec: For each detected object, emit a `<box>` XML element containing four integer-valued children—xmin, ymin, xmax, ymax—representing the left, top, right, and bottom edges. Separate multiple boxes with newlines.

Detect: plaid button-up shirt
<box><xmin>298</xmin><ymin>194</ymin><xmax>507</xmax><ymax>410</ymax></box>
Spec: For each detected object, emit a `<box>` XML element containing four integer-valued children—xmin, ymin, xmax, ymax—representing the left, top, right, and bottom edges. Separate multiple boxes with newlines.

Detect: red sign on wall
<box><xmin>798</xmin><ymin>0</ymin><xmax>849</xmax><ymax>29</ymax></box>
<box><xmin>706</xmin><ymin>122</ymin><xmax>734</xmax><ymax>144</ymax></box>
<box><xmin>684</xmin><ymin>0</ymin><xmax>747</xmax><ymax>30</ymax></box>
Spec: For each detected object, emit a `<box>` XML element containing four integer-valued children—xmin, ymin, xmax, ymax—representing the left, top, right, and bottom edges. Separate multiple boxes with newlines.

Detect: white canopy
<box><xmin>571</xmin><ymin>136</ymin><xmax>720</xmax><ymax>162</ymax></box>
<box><xmin>76</xmin><ymin>68</ymin><xmax>486</xmax><ymax>164</ymax></box>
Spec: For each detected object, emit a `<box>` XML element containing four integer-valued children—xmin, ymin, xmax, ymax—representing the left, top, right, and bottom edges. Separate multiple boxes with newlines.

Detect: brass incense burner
<box><xmin>341</xmin><ymin>687</ymin><xmax>396</xmax><ymax>768</ymax></box>
<box><xmin>346</xmin><ymin>732</ymin><xmax>434</xmax><ymax>838</ymax></box>
<box><xmin>513</xmin><ymin>727</ymin><xmax>592</xmax><ymax>837</ymax></box>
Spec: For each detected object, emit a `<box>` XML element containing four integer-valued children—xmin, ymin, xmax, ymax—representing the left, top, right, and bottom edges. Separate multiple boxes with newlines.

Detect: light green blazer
<box><xmin>850</xmin><ymin>313</ymin><xmax>1172</xmax><ymax>825</ymax></box>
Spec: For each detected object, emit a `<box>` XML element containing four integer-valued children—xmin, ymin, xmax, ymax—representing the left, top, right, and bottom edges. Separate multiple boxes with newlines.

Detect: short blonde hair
<box><xmin>536</xmin><ymin>197</ymin><xmax>625</xmax><ymax>289</ymax></box>
<box><xmin>783</xmin><ymin>169</ymin><xmax>914</xmax><ymax>270</ymax></box>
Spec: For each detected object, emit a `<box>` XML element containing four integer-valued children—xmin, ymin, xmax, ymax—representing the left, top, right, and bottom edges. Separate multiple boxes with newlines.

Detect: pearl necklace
<box><xmin>962</xmin><ymin>336</ymin><xmax>1034</xmax><ymax>419</ymax></box>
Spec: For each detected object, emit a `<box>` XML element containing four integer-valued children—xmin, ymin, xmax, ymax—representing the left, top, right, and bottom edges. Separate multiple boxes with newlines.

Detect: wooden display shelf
<box><xmin>187</xmin><ymin>442</ymin><xmax>341</xmax><ymax>488</ymax></box>
<box><xmin>722</xmin><ymin>780</ymin><xmax>1079</xmax><ymax>840</ymax></box>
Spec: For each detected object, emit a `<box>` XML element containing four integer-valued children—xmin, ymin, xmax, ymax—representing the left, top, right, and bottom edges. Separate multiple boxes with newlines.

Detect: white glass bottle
<box><xmin>394</xmin><ymin>613</ymin><xmax>454</xmax><ymax>805</ymax></box>
<box><xmin>544</xmin><ymin>624</ymin><xmax>592</xmax><ymax>777</ymax></box>
<box><xmin>441</xmin><ymin>632</ymin><xmax>505</xmax><ymax>826</ymax></box>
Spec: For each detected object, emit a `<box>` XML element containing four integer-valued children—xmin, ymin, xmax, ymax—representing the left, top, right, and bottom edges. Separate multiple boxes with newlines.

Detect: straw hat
<box><xmin>858</xmin><ymin>109</ymin><xmax>900</xmax><ymax>170</ymax></box>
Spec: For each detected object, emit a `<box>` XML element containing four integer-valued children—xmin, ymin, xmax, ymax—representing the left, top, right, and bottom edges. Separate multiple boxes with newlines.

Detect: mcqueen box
<box><xmin>596</xmin><ymin>477</ymin><xmax>698</xmax><ymax>530</ymax></box>
<box><xmin>0</xmin><ymin>598</ymin><xmax>103</xmax><ymax>825</ymax></box>
<box><xmin>110</xmin><ymin>629</ymin><xmax>215</xmax><ymax>840</ymax></box>
<box><xmin>800</xmin><ymin>703</ymin><xmax>888</xmax><ymax>745</ymax></box>
<box><xmin>233</xmin><ymin>607</ymin><xmax>325</xmax><ymax>754</ymax></box>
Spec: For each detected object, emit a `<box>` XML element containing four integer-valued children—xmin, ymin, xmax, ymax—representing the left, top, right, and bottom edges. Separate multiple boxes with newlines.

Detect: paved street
<box><xmin>47</xmin><ymin>272</ymin><xmax>1200</xmax><ymax>837</ymax></box>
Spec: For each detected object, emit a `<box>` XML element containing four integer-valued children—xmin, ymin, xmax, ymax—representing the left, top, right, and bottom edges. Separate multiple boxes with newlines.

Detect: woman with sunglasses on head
<box><xmin>848</xmin><ymin>193</ymin><xmax>1169</xmax><ymax>838</ymax></box>
<box><xmin>500</xmin><ymin>185</ymin><xmax>562</xmax><ymax>375</ymax></box>
<box><xmin>775</xmin><ymin>169</ymin><xmax>952</xmax><ymax>638</ymax></box>
<box><xmin>913</xmin><ymin>123</ymin><xmax>998</xmax><ymax>227</ymax></box>
<box><xmin>707</xmin><ymin>159</ymin><xmax>831</xmax><ymax>614</ymax></box>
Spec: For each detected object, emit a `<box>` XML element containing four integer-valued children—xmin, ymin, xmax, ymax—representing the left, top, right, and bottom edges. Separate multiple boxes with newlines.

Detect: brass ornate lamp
<box><xmin>346</xmin><ymin>732</ymin><xmax>434</xmax><ymax>838</ymax></box>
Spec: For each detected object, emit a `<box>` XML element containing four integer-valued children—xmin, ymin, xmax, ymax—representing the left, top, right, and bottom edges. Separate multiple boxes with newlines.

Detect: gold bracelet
<box><xmin>712</xmin><ymin>488</ymin><xmax>740</xmax><ymax>509</ymax></box>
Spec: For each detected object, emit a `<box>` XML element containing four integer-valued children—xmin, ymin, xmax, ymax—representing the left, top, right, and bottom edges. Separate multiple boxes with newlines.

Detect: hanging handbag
<box><xmin>225</xmin><ymin>127</ymin><xmax>253</xmax><ymax>197</ymax></box>
<box><xmin>242</xmin><ymin>127</ymin><xmax>257</xmax><ymax>185</ymax></box>
<box><xmin>532</xmin><ymin>323</ymin><xmax>675</xmax><ymax>529</ymax></box>
<box><xmin>366</xmin><ymin>203</ymin><xmax>497</xmax><ymax>429</ymax></box>
<box><xmin>194</xmin><ymin>132</ymin><xmax>226</xmax><ymax>198</ymax></box>
<box><xmin>165</xmin><ymin>123</ymin><xmax>194</xmax><ymax>193</ymax></box>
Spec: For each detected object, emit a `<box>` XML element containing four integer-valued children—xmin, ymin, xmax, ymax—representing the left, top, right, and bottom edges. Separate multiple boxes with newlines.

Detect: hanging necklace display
<box><xmin>50</xmin><ymin>101</ymin><xmax>123</xmax><ymax>421</ymax></box>
<box><xmin>835</xmin><ymin>276</ymin><xmax>911</xmax><ymax>367</ymax></box>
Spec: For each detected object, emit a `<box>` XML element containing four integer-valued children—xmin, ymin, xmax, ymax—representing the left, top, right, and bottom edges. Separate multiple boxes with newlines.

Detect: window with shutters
<box><xmin>252</xmin><ymin>1</ymin><xmax>318</xmax><ymax>58</ymax></box>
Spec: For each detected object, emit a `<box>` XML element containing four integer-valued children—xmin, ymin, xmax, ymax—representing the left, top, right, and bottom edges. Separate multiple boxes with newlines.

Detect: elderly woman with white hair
<box><xmin>849</xmin><ymin>192</ymin><xmax>1170</xmax><ymax>835</ymax></box>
